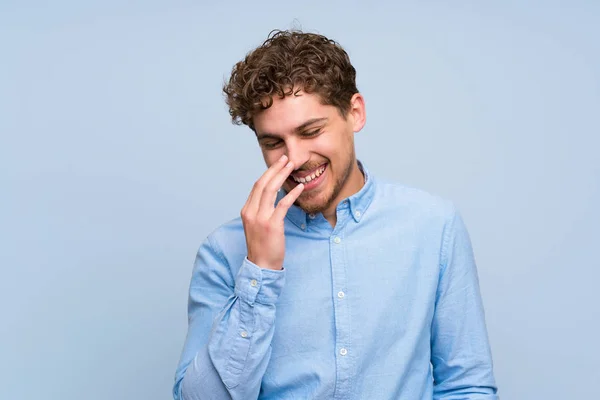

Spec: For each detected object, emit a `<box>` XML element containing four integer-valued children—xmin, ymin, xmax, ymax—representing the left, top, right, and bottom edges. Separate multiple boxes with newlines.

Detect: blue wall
<box><xmin>1</xmin><ymin>1</ymin><xmax>598</xmax><ymax>399</ymax></box>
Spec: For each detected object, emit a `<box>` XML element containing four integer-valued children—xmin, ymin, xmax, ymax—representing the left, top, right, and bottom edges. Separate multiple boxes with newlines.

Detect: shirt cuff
<box><xmin>234</xmin><ymin>258</ymin><xmax>286</xmax><ymax>305</ymax></box>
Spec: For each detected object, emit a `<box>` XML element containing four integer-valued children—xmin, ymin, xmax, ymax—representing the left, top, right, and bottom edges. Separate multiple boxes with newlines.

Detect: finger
<box><xmin>272</xmin><ymin>182</ymin><xmax>304</xmax><ymax>221</ymax></box>
<box><xmin>257</xmin><ymin>159</ymin><xmax>295</xmax><ymax>218</ymax></box>
<box><xmin>244</xmin><ymin>155</ymin><xmax>288</xmax><ymax>215</ymax></box>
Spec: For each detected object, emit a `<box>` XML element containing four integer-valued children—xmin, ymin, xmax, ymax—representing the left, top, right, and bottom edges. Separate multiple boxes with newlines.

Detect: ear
<box><xmin>348</xmin><ymin>93</ymin><xmax>366</xmax><ymax>133</ymax></box>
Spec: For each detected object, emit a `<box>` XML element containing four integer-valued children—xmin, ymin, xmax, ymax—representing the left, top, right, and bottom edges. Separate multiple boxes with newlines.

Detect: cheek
<box><xmin>320</xmin><ymin>134</ymin><xmax>351</xmax><ymax>161</ymax></box>
<box><xmin>313</xmin><ymin>134</ymin><xmax>338</xmax><ymax>154</ymax></box>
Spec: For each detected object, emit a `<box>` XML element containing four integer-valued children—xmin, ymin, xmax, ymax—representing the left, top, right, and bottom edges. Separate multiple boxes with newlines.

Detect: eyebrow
<box><xmin>256</xmin><ymin>117</ymin><xmax>328</xmax><ymax>140</ymax></box>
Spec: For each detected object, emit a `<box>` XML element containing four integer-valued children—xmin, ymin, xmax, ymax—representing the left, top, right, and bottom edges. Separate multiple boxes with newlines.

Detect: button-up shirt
<box><xmin>173</xmin><ymin>162</ymin><xmax>498</xmax><ymax>399</ymax></box>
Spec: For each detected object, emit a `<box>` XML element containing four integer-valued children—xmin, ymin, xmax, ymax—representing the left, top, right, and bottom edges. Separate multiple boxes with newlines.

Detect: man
<box><xmin>173</xmin><ymin>29</ymin><xmax>498</xmax><ymax>400</ymax></box>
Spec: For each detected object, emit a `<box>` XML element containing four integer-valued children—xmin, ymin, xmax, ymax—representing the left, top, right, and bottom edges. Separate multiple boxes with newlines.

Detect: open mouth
<box><xmin>287</xmin><ymin>163</ymin><xmax>328</xmax><ymax>190</ymax></box>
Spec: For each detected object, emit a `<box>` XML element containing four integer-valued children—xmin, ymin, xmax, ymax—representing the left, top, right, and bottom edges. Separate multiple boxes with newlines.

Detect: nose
<box><xmin>285</xmin><ymin>138</ymin><xmax>310</xmax><ymax>170</ymax></box>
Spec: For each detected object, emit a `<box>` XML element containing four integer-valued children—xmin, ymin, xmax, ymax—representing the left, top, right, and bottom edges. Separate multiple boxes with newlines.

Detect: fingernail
<box><xmin>279</xmin><ymin>155</ymin><xmax>287</xmax><ymax>162</ymax></box>
<box><xmin>286</xmin><ymin>161</ymin><xmax>293</xmax><ymax>168</ymax></box>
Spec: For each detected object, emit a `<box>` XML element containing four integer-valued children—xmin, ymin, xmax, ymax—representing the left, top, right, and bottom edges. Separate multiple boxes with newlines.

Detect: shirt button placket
<box><xmin>330</xmin><ymin>232</ymin><xmax>351</xmax><ymax>399</ymax></box>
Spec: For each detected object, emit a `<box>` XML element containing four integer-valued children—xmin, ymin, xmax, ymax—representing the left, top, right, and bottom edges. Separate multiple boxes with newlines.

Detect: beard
<box><xmin>294</xmin><ymin>152</ymin><xmax>356</xmax><ymax>215</ymax></box>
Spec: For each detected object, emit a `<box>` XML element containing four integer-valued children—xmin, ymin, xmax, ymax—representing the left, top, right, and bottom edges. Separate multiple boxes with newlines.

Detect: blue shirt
<box><xmin>174</xmin><ymin>162</ymin><xmax>498</xmax><ymax>400</ymax></box>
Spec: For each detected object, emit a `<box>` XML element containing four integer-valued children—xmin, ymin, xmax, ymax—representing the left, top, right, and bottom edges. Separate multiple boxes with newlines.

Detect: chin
<box><xmin>297</xmin><ymin>203</ymin><xmax>325</xmax><ymax>215</ymax></box>
<box><xmin>295</xmin><ymin>193</ymin><xmax>330</xmax><ymax>215</ymax></box>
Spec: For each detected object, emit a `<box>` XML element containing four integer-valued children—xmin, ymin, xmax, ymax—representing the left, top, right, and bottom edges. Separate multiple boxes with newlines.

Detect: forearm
<box><xmin>178</xmin><ymin>343</ymin><xmax>229</xmax><ymax>400</ymax></box>
<box><xmin>431</xmin><ymin>208</ymin><xmax>498</xmax><ymax>399</ymax></box>
<box><xmin>175</xmin><ymin>259</ymin><xmax>284</xmax><ymax>400</ymax></box>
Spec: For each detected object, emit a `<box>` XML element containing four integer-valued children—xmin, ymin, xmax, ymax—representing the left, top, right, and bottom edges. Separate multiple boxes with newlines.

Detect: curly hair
<box><xmin>223</xmin><ymin>29</ymin><xmax>358</xmax><ymax>131</ymax></box>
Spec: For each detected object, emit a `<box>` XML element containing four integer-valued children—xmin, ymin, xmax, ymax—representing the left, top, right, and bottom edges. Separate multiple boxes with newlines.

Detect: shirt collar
<box><xmin>275</xmin><ymin>160</ymin><xmax>376</xmax><ymax>229</ymax></box>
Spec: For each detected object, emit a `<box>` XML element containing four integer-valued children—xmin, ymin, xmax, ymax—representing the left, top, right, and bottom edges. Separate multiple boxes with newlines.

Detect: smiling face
<box><xmin>253</xmin><ymin>90</ymin><xmax>366</xmax><ymax>217</ymax></box>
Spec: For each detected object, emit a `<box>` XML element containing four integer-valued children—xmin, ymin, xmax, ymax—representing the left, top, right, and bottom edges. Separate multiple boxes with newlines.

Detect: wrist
<box><xmin>247</xmin><ymin>255</ymin><xmax>282</xmax><ymax>271</ymax></box>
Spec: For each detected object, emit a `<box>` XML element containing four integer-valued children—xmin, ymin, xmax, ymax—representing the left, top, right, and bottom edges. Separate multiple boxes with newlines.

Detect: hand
<box><xmin>241</xmin><ymin>155</ymin><xmax>304</xmax><ymax>270</ymax></box>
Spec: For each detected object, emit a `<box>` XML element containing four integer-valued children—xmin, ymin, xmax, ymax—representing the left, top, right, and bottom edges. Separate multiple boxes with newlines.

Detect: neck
<box><xmin>322</xmin><ymin>161</ymin><xmax>365</xmax><ymax>227</ymax></box>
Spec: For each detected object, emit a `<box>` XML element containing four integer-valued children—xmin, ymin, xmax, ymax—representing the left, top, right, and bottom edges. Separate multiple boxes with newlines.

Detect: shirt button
<box><xmin>333</xmin><ymin>237</ymin><xmax>341</xmax><ymax>244</ymax></box>
<box><xmin>308</xmin><ymin>213</ymin><xmax>316</xmax><ymax>219</ymax></box>
<box><xmin>250</xmin><ymin>279</ymin><xmax>257</xmax><ymax>287</ymax></box>
<box><xmin>240</xmin><ymin>331</ymin><xmax>248</xmax><ymax>338</ymax></box>
<box><xmin>337</xmin><ymin>291</ymin><xmax>345</xmax><ymax>299</ymax></box>
<box><xmin>340</xmin><ymin>348</ymin><xmax>348</xmax><ymax>356</ymax></box>
<box><xmin>300</xmin><ymin>223</ymin><xmax>306</xmax><ymax>230</ymax></box>
<box><xmin>355</xmin><ymin>210</ymin><xmax>361</xmax><ymax>218</ymax></box>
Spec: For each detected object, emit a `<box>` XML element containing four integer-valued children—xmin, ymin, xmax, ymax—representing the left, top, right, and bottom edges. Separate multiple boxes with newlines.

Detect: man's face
<box><xmin>253</xmin><ymin>90</ymin><xmax>366</xmax><ymax>215</ymax></box>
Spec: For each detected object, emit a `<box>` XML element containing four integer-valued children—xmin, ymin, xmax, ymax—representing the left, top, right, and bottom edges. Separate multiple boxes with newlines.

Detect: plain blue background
<box><xmin>1</xmin><ymin>1</ymin><xmax>599</xmax><ymax>399</ymax></box>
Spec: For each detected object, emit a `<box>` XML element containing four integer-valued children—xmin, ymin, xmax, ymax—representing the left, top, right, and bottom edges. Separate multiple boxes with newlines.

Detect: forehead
<box><xmin>253</xmin><ymin>91</ymin><xmax>333</xmax><ymax>135</ymax></box>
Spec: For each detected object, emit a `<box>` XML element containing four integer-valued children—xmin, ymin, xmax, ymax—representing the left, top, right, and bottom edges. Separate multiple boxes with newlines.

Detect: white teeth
<box><xmin>292</xmin><ymin>165</ymin><xmax>326</xmax><ymax>183</ymax></box>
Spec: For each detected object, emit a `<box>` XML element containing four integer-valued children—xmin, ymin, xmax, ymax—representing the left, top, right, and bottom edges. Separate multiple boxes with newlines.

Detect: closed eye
<box><xmin>262</xmin><ymin>140</ymin><xmax>283</xmax><ymax>150</ymax></box>
<box><xmin>301</xmin><ymin>129</ymin><xmax>322</xmax><ymax>138</ymax></box>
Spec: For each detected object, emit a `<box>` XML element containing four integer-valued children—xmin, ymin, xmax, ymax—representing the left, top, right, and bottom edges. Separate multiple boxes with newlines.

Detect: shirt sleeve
<box><xmin>173</xmin><ymin>235</ymin><xmax>285</xmax><ymax>400</ymax></box>
<box><xmin>431</xmin><ymin>208</ymin><xmax>499</xmax><ymax>400</ymax></box>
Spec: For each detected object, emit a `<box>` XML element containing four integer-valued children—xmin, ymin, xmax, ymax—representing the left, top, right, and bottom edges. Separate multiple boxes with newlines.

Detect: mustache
<box><xmin>293</xmin><ymin>161</ymin><xmax>327</xmax><ymax>172</ymax></box>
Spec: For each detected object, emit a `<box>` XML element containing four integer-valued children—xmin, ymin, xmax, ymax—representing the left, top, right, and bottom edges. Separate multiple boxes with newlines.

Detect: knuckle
<box><xmin>265</xmin><ymin>183</ymin><xmax>280</xmax><ymax>194</ymax></box>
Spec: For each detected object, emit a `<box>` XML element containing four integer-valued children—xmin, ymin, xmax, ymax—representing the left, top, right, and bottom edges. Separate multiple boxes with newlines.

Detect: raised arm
<box><xmin>173</xmin><ymin>155</ymin><xmax>304</xmax><ymax>399</ymax></box>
